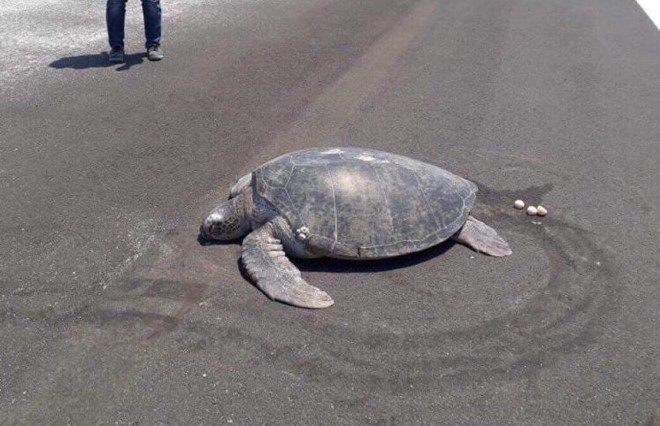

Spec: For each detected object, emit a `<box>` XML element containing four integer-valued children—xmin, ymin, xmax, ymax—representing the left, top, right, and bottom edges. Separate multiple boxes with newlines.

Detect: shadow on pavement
<box><xmin>199</xmin><ymin>231</ymin><xmax>457</xmax><ymax>274</ymax></box>
<box><xmin>197</xmin><ymin>233</ymin><xmax>241</xmax><ymax>247</ymax></box>
<box><xmin>49</xmin><ymin>52</ymin><xmax>145</xmax><ymax>71</ymax></box>
<box><xmin>295</xmin><ymin>240</ymin><xmax>456</xmax><ymax>273</ymax></box>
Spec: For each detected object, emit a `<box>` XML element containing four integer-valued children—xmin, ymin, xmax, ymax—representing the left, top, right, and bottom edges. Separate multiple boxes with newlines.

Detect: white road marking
<box><xmin>637</xmin><ymin>0</ymin><xmax>660</xmax><ymax>30</ymax></box>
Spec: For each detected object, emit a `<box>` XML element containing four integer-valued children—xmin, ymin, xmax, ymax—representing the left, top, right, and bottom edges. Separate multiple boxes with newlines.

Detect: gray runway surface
<box><xmin>1</xmin><ymin>0</ymin><xmax>659</xmax><ymax>423</ymax></box>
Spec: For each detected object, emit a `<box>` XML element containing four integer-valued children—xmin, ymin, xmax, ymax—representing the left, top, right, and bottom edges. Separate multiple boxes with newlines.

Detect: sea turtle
<box><xmin>200</xmin><ymin>148</ymin><xmax>511</xmax><ymax>309</ymax></box>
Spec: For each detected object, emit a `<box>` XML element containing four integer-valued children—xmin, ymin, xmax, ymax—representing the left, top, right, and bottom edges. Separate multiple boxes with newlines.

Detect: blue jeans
<box><xmin>106</xmin><ymin>0</ymin><xmax>161</xmax><ymax>49</ymax></box>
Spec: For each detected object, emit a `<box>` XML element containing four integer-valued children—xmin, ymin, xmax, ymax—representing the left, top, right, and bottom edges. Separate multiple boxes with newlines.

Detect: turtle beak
<box><xmin>200</xmin><ymin>210</ymin><xmax>224</xmax><ymax>240</ymax></box>
<box><xmin>199</xmin><ymin>219</ymin><xmax>215</xmax><ymax>241</ymax></box>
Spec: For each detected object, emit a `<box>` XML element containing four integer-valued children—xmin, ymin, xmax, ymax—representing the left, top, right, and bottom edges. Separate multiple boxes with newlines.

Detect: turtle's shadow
<box><xmin>197</xmin><ymin>234</ymin><xmax>241</xmax><ymax>247</ymax></box>
<box><xmin>230</xmin><ymin>240</ymin><xmax>458</xmax><ymax>278</ymax></box>
<box><xmin>198</xmin><ymin>231</ymin><xmax>458</xmax><ymax>273</ymax></box>
<box><xmin>294</xmin><ymin>241</ymin><xmax>457</xmax><ymax>273</ymax></box>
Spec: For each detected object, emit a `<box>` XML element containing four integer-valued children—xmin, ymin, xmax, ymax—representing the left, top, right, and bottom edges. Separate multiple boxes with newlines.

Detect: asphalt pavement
<box><xmin>1</xmin><ymin>0</ymin><xmax>659</xmax><ymax>423</ymax></box>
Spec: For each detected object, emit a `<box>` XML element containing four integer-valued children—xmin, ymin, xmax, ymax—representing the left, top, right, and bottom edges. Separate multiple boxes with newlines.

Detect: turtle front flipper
<box><xmin>241</xmin><ymin>223</ymin><xmax>334</xmax><ymax>309</ymax></box>
<box><xmin>452</xmin><ymin>216</ymin><xmax>512</xmax><ymax>257</ymax></box>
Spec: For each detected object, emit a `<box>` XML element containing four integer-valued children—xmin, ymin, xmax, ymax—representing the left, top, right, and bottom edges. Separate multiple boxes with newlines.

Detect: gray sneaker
<box><xmin>109</xmin><ymin>47</ymin><xmax>124</xmax><ymax>63</ymax></box>
<box><xmin>147</xmin><ymin>46</ymin><xmax>164</xmax><ymax>61</ymax></box>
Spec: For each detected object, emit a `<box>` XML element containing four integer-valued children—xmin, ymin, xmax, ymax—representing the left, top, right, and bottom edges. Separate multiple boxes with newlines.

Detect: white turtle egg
<box><xmin>514</xmin><ymin>200</ymin><xmax>525</xmax><ymax>209</ymax></box>
<box><xmin>526</xmin><ymin>206</ymin><xmax>538</xmax><ymax>216</ymax></box>
<box><xmin>536</xmin><ymin>206</ymin><xmax>548</xmax><ymax>216</ymax></box>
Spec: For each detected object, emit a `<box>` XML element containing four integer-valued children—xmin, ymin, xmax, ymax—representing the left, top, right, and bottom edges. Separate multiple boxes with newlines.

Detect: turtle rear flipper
<box><xmin>452</xmin><ymin>216</ymin><xmax>512</xmax><ymax>257</ymax></box>
<box><xmin>241</xmin><ymin>223</ymin><xmax>334</xmax><ymax>309</ymax></box>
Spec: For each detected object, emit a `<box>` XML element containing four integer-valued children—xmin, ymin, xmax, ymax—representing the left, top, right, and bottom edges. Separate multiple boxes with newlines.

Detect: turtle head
<box><xmin>200</xmin><ymin>194</ymin><xmax>250</xmax><ymax>241</ymax></box>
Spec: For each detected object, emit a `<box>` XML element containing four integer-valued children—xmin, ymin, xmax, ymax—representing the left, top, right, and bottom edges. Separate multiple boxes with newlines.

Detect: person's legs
<box><xmin>106</xmin><ymin>0</ymin><xmax>127</xmax><ymax>49</ymax></box>
<box><xmin>141</xmin><ymin>0</ymin><xmax>162</xmax><ymax>48</ymax></box>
